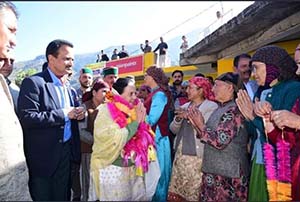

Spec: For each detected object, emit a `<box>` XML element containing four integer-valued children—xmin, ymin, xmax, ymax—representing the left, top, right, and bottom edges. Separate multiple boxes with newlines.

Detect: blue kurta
<box><xmin>146</xmin><ymin>90</ymin><xmax>172</xmax><ymax>201</ymax></box>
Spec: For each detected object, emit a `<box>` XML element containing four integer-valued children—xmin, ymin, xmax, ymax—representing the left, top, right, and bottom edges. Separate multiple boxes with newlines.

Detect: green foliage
<box><xmin>15</xmin><ymin>68</ymin><xmax>38</xmax><ymax>87</ymax></box>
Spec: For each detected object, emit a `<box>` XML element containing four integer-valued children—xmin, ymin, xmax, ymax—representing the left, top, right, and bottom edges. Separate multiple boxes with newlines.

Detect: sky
<box><xmin>12</xmin><ymin>1</ymin><xmax>254</xmax><ymax>62</ymax></box>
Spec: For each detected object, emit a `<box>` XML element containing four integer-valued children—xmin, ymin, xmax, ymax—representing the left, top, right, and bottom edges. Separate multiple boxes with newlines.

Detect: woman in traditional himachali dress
<box><xmin>89</xmin><ymin>78</ymin><xmax>160</xmax><ymax>201</ymax></box>
<box><xmin>167</xmin><ymin>76</ymin><xmax>218</xmax><ymax>201</ymax></box>
<box><xmin>237</xmin><ymin>45</ymin><xmax>300</xmax><ymax>201</ymax></box>
<box><xmin>143</xmin><ymin>66</ymin><xmax>173</xmax><ymax>201</ymax></box>
<box><xmin>188</xmin><ymin>72</ymin><xmax>250</xmax><ymax>201</ymax></box>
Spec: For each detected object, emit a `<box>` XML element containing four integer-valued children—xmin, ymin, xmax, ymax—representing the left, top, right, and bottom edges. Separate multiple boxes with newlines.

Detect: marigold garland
<box><xmin>263</xmin><ymin>143</ymin><xmax>278</xmax><ymax>201</ymax></box>
<box><xmin>107</xmin><ymin>94</ymin><xmax>156</xmax><ymax>176</ymax></box>
<box><xmin>263</xmin><ymin>120</ymin><xmax>292</xmax><ymax>201</ymax></box>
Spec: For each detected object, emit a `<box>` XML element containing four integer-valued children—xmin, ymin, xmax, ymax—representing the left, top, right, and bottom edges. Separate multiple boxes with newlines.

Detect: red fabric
<box><xmin>266</xmin><ymin>99</ymin><xmax>300</xmax><ymax>201</ymax></box>
<box><xmin>144</xmin><ymin>88</ymin><xmax>170</xmax><ymax>137</ymax></box>
<box><xmin>177</xmin><ymin>97</ymin><xmax>189</xmax><ymax>106</ymax></box>
<box><xmin>189</xmin><ymin>76</ymin><xmax>215</xmax><ymax>101</ymax></box>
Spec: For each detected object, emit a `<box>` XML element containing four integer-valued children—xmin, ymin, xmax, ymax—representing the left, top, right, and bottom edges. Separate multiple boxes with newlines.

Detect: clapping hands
<box><xmin>236</xmin><ymin>90</ymin><xmax>255</xmax><ymax>121</ymax></box>
<box><xmin>136</xmin><ymin>102</ymin><xmax>146</xmax><ymax>123</ymax></box>
<box><xmin>187</xmin><ymin>105</ymin><xmax>205</xmax><ymax>131</ymax></box>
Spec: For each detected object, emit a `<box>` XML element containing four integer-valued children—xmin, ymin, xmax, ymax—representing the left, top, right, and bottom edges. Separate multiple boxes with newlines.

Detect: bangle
<box><xmin>175</xmin><ymin>117</ymin><xmax>183</xmax><ymax>122</ymax></box>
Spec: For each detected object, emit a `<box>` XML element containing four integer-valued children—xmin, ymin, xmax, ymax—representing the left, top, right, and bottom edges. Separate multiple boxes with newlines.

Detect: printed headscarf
<box><xmin>189</xmin><ymin>76</ymin><xmax>215</xmax><ymax>101</ymax></box>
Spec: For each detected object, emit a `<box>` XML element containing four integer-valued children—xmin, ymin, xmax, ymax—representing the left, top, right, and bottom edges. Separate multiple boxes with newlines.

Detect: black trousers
<box><xmin>70</xmin><ymin>162</ymin><xmax>81</xmax><ymax>201</ymax></box>
<box><xmin>28</xmin><ymin>141</ymin><xmax>72</xmax><ymax>201</ymax></box>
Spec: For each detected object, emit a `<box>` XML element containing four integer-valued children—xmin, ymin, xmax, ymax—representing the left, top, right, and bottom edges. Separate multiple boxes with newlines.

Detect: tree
<box><xmin>15</xmin><ymin>68</ymin><xmax>38</xmax><ymax>87</ymax></box>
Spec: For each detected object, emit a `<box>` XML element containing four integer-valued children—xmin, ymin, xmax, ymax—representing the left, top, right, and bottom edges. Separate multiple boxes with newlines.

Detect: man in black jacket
<box><xmin>118</xmin><ymin>45</ymin><xmax>129</xmax><ymax>58</ymax></box>
<box><xmin>18</xmin><ymin>39</ymin><xmax>82</xmax><ymax>201</ymax></box>
<box><xmin>100</xmin><ymin>50</ymin><xmax>109</xmax><ymax>62</ymax></box>
<box><xmin>140</xmin><ymin>40</ymin><xmax>152</xmax><ymax>53</ymax></box>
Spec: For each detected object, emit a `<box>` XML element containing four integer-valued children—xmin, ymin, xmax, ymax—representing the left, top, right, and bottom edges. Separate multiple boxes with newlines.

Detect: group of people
<box><xmin>97</xmin><ymin>35</ymin><xmax>189</xmax><ymax>69</ymax></box>
<box><xmin>141</xmin><ymin>36</ymin><xmax>189</xmax><ymax>67</ymax></box>
<box><xmin>96</xmin><ymin>45</ymin><xmax>129</xmax><ymax>63</ymax></box>
<box><xmin>2</xmin><ymin>1</ymin><xmax>300</xmax><ymax>202</ymax></box>
<box><xmin>166</xmin><ymin>44</ymin><xmax>300</xmax><ymax>202</ymax></box>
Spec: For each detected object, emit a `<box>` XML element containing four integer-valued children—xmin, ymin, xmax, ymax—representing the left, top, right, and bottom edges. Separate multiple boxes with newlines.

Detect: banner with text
<box><xmin>105</xmin><ymin>55</ymin><xmax>144</xmax><ymax>75</ymax></box>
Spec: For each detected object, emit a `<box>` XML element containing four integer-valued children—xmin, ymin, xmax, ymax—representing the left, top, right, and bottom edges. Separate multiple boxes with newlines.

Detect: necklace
<box><xmin>107</xmin><ymin>94</ymin><xmax>156</xmax><ymax>176</ymax></box>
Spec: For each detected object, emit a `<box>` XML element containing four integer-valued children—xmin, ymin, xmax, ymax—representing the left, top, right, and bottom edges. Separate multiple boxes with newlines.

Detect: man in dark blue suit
<box><xmin>18</xmin><ymin>39</ymin><xmax>82</xmax><ymax>201</ymax></box>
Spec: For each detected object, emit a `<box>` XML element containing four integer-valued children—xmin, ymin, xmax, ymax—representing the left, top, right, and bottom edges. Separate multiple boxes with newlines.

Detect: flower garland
<box><xmin>107</xmin><ymin>96</ymin><xmax>136</xmax><ymax>128</ymax></box>
<box><xmin>107</xmin><ymin>94</ymin><xmax>156</xmax><ymax>176</ymax></box>
<box><xmin>263</xmin><ymin>118</ymin><xmax>292</xmax><ymax>201</ymax></box>
<box><xmin>122</xmin><ymin>122</ymin><xmax>156</xmax><ymax>176</ymax></box>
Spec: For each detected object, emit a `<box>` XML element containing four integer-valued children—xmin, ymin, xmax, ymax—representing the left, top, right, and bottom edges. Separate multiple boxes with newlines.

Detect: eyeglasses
<box><xmin>187</xmin><ymin>85</ymin><xmax>201</xmax><ymax>90</ymax></box>
<box><xmin>251</xmin><ymin>63</ymin><xmax>265</xmax><ymax>73</ymax></box>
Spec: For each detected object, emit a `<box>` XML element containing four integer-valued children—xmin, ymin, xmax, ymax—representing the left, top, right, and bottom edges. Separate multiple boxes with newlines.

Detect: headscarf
<box><xmin>146</xmin><ymin>66</ymin><xmax>169</xmax><ymax>92</ymax></box>
<box><xmin>254</xmin><ymin>64</ymin><xmax>280</xmax><ymax>99</ymax></box>
<box><xmin>265</xmin><ymin>64</ymin><xmax>280</xmax><ymax>86</ymax></box>
<box><xmin>189</xmin><ymin>76</ymin><xmax>214</xmax><ymax>101</ymax></box>
<box><xmin>145</xmin><ymin>65</ymin><xmax>173</xmax><ymax>109</ymax></box>
<box><xmin>251</xmin><ymin>45</ymin><xmax>298</xmax><ymax>82</ymax></box>
<box><xmin>216</xmin><ymin>72</ymin><xmax>244</xmax><ymax>98</ymax></box>
<box><xmin>82</xmin><ymin>79</ymin><xmax>109</xmax><ymax>102</ymax></box>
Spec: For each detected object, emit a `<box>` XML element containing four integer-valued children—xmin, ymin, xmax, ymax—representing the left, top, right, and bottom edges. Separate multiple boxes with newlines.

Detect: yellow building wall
<box><xmin>205</xmin><ymin>72</ymin><xmax>218</xmax><ymax>79</ymax></box>
<box><xmin>217</xmin><ymin>39</ymin><xmax>300</xmax><ymax>76</ymax></box>
<box><xmin>217</xmin><ymin>58</ymin><xmax>234</xmax><ymax>76</ymax></box>
<box><xmin>248</xmin><ymin>40</ymin><xmax>300</xmax><ymax>56</ymax></box>
<box><xmin>143</xmin><ymin>52</ymin><xmax>156</xmax><ymax>71</ymax></box>
<box><xmin>85</xmin><ymin>61</ymin><xmax>105</xmax><ymax>70</ymax></box>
